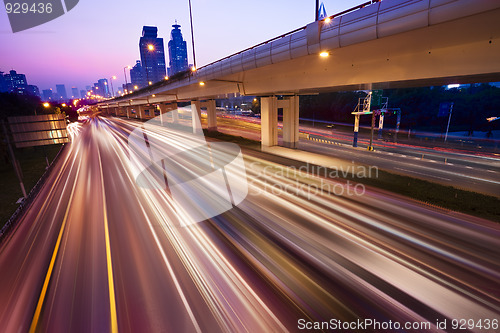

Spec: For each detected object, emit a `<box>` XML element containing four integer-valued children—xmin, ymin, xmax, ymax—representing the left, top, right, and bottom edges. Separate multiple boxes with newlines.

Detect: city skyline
<box><xmin>0</xmin><ymin>0</ymin><xmax>362</xmax><ymax>91</ymax></box>
<box><xmin>139</xmin><ymin>26</ymin><xmax>166</xmax><ymax>86</ymax></box>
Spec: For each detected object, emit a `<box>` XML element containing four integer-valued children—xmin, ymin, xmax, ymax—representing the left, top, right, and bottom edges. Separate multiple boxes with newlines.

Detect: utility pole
<box><xmin>368</xmin><ymin>110</ymin><xmax>376</xmax><ymax>151</ymax></box>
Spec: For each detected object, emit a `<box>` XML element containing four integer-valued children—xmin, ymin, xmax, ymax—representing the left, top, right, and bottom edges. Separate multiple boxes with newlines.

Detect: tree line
<box><xmin>298</xmin><ymin>84</ymin><xmax>500</xmax><ymax>133</ymax></box>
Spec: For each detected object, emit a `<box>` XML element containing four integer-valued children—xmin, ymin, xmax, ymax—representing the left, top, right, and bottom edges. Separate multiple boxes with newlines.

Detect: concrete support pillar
<box><xmin>126</xmin><ymin>106</ymin><xmax>130</xmax><ymax>119</ymax></box>
<box><xmin>353</xmin><ymin>114</ymin><xmax>360</xmax><ymax>147</ymax></box>
<box><xmin>171</xmin><ymin>108</ymin><xmax>179</xmax><ymax>123</ymax></box>
<box><xmin>281</xmin><ymin>95</ymin><xmax>299</xmax><ymax>149</ymax></box>
<box><xmin>159</xmin><ymin>103</ymin><xmax>167</xmax><ymax>125</ymax></box>
<box><xmin>261</xmin><ymin>96</ymin><xmax>278</xmax><ymax>147</ymax></box>
<box><xmin>206</xmin><ymin>99</ymin><xmax>217</xmax><ymax>132</ymax></box>
<box><xmin>191</xmin><ymin>100</ymin><xmax>202</xmax><ymax>134</ymax></box>
<box><xmin>137</xmin><ymin>105</ymin><xmax>144</xmax><ymax>119</ymax></box>
<box><xmin>167</xmin><ymin>102</ymin><xmax>179</xmax><ymax>123</ymax></box>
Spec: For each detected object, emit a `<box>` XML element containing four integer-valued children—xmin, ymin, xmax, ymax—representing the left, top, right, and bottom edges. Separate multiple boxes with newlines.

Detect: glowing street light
<box><xmin>199</xmin><ymin>81</ymin><xmax>205</xmax><ymax>86</ymax></box>
<box><xmin>134</xmin><ymin>85</ymin><xmax>138</xmax><ymax>90</ymax></box>
<box><xmin>43</xmin><ymin>102</ymin><xmax>50</xmax><ymax>108</ymax></box>
<box><xmin>124</xmin><ymin>65</ymin><xmax>132</xmax><ymax>93</ymax></box>
<box><xmin>164</xmin><ymin>76</ymin><xmax>169</xmax><ymax>80</ymax></box>
<box><xmin>147</xmin><ymin>44</ymin><xmax>155</xmax><ymax>51</ymax></box>
<box><xmin>319</xmin><ymin>51</ymin><xmax>329</xmax><ymax>57</ymax></box>
<box><xmin>61</xmin><ymin>103</ymin><xmax>67</xmax><ymax>107</ymax></box>
<box><xmin>109</xmin><ymin>75</ymin><xmax>117</xmax><ymax>97</ymax></box>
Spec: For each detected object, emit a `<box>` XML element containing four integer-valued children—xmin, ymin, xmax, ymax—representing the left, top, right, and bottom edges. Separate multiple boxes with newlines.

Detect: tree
<box><xmin>0</xmin><ymin>92</ymin><xmax>41</xmax><ymax>120</ymax></box>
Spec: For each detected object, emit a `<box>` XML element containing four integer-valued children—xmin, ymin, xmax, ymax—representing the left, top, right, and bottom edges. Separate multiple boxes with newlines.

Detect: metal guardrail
<box><xmin>0</xmin><ymin>143</ymin><xmax>68</xmax><ymax>244</ymax></box>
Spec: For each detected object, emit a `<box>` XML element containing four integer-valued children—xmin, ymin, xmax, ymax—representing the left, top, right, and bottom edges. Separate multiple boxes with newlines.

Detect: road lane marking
<box><xmin>393</xmin><ymin>167</ymin><xmax>451</xmax><ymax>181</ymax></box>
<box><xmin>111</xmin><ymin>132</ymin><xmax>202</xmax><ymax>332</ymax></box>
<box><xmin>137</xmin><ymin>204</ymin><xmax>203</xmax><ymax>333</ymax></box>
<box><xmin>97</xmin><ymin>145</ymin><xmax>119</xmax><ymax>333</ymax></box>
<box><xmin>29</xmin><ymin>154</ymin><xmax>82</xmax><ymax>333</ymax></box>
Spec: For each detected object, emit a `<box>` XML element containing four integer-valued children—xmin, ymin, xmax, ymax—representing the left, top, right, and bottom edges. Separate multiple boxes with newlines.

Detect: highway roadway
<box><xmin>211</xmin><ymin>115</ymin><xmax>500</xmax><ymax>197</ymax></box>
<box><xmin>0</xmin><ymin>116</ymin><xmax>498</xmax><ymax>332</ymax></box>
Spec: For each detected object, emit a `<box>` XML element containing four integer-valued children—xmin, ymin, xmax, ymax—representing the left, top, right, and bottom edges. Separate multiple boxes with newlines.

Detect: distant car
<box><xmin>326</xmin><ymin>124</ymin><xmax>335</xmax><ymax>129</ymax></box>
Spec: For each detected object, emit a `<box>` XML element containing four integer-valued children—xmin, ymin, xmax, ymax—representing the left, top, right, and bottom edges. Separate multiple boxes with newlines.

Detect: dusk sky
<box><xmin>1</xmin><ymin>0</ymin><xmax>363</xmax><ymax>93</ymax></box>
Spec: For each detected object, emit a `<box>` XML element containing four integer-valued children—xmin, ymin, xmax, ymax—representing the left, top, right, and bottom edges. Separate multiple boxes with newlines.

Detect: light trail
<box><xmin>0</xmin><ymin>116</ymin><xmax>498</xmax><ymax>333</ymax></box>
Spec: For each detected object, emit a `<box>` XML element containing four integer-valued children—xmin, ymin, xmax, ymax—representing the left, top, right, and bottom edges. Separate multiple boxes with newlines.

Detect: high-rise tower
<box><xmin>168</xmin><ymin>22</ymin><xmax>188</xmax><ymax>76</ymax></box>
<box><xmin>139</xmin><ymin>26</ymin><xmax>167</xmax><ymax>86</ymax></box>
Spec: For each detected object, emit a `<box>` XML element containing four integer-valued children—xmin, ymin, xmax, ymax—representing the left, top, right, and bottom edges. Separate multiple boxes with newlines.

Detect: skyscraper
<box><xmin>27</xmin><ymin>85</ymin><xmax>40</xmax><ymax>97</ymax></box>
<box><xmin>42</xmin><ymin>89</ymin><xmax>53</xmax><ymax>101</ymax></box>
<box><xmin>56</xmin><ymin>84</ymin><xmax>67</xmax><ymax>101</ymax></box>
<box><xmin>71</xmin><ymin>87</ymin><xmax>79</xmax><ymax>98</ymax></box>
<box><xmin>139</xmin><ymin>26</ymin><xmax>166</xmax><ymax>86</ymax></box>
<box><xmin>92</xmin><ymin>79</ymin><xmax>110</xmax><ymax>97</ymax></box>
<box><xmin>0</xmin><ymin>72</ymin><xmax>7</xmax><ymax>92</ymax></box>
<box><xmin>130</xmin><ymin>60</ymin><xmax>145</xmax><ymax>89</ymax></box>
<box><xmin>168</xmin><ymin>22</ymin><xmax>188</xmax><ymax>76</ymax></box>
<box><xmin>2</xmin><ymin>70</ymin><xmax>28</xmax><ymax>94</ymax></box>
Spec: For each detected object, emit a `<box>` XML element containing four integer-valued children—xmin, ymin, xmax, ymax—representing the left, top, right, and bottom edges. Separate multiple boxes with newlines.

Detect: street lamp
<box><xmin>124</xmin><ymin>65</ymin><xmax>132</xmax><ymax>93</ymax></box>
<box><xmin>109</xmin><ymin>75</ymin><xmax>117</xmax><ymax>97</ymax></box>
<box><xmin>188</xmin><ymin>0</ymin><xmax>197</xmax><ymax>69</ymax></box>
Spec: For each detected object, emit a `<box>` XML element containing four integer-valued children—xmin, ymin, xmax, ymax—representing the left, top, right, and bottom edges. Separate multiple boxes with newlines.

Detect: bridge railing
<box><xmin>196</xmin><ymin>0</ymin><xmax>381</xmax><ymax>73</ymax></box>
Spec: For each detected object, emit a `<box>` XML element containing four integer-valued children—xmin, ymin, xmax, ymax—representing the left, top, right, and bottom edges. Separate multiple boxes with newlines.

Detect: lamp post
<box><xmin>123</xmin><ymin>65</ymin><xmax>131</xmax><ymax>93</ymax></box>
<box><xmin>109</xmin><ymin>76</ymin><xmax>116</xmax><ymax>97</ymax></box>
<box><xmin>188</xmin><ymin>0</ymin><xmax>197</xmax><ymax>70</ymax></box>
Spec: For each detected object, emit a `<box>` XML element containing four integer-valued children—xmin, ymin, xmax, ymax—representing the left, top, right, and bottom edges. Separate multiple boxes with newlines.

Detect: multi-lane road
<box><xmin>0</xmin><ymin>116</ymin><xmax>498</xmax><ymax>332</ymax></box>
<box><xmin>212</xmin><ymin>115</ymin><xmax>500</xmax><ymax>197</ymax></box>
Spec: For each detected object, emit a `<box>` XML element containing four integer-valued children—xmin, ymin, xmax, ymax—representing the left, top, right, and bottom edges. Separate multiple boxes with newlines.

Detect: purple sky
<box><xmin>0</xmin><ymin>0</ymin><xmax>363</xmax><ymax>94</ymax></box>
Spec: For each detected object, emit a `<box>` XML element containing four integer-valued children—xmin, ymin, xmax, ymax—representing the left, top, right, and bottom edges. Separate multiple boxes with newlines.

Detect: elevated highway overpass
<box><xmin>98</xmin><ymin>0</ymin><xmax>500</xmax><ymax>148</ymax></box>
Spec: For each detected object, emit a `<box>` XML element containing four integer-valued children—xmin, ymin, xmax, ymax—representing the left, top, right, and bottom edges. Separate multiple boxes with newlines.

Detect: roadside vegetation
<box><xmin>0</xmin><ymin>144</ymin><xmax>62</xmax><ymax>227</ymax></box>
